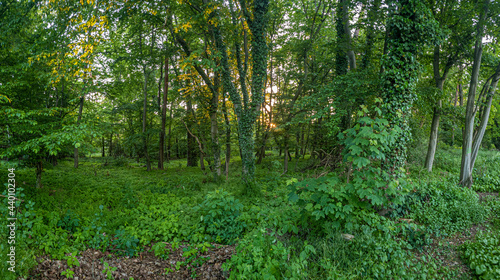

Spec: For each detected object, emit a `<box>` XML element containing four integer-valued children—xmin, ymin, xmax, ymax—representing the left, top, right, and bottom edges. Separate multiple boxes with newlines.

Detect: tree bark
<box><xmin>159</xmin><ymin>56</ymin><xmax>169</xmax><ymax>169</ymax></box>
<box><xmin>470</xmin><ymin>63</ymin><xmax>500</xmax><ymax>173</ymax></box>
<box><xmin>102</xmin><ymin>137</ymin><xmax>105</xmax><ymax>157</ymax></box>
<box><xmin>142</xmin><ymin>69</ymin><xmax>151</xmax><ymax>171</ymax></box>
<box><xmin>167</xmin><ymin>99</ymin><xmax>174</xmax><ymax>161</ymax></box>
<box><xmin>186</xmin><ymin>97</ymin><xmax>198</xmax><ymax>167</ymax></box>
<box><xmin>361</xmin><ymin>0</ymin><xmax>380</xmax><ymax>69</ymax></box>
<box><xmin>109</xmin><ymin>133</ymin><xmax>113</xmax><ymax>157</ymax></box>
<box><xmin>36</xmin><ymin>161</ymin><xmax>43</xmax><ymax>188</ymax></box>
<box><xmin>425</xmin><ymin>46</ymin><xmax>449</xmax><ymax>172</ymax></box>
<box><xmin>209</xmin><ymin>72</ymin><xmax>221</xmax><ymax>179</ymax></box>
<box><xmin>459</xmin><ymin>0</ymin><xmax>490</xmax><ymax>187</ymax></box>
<box><xmin>341</xmin><ymin>0</ymin><xmax>356</xmax><ymax>70</ymax></box>
<box><xmin>283</xmin><ymin>136</ymin><xmax>289</xmax><ymax>174</ymax></box>
<box><xmin>222</xmin><ymin>93</ymin><xmax>231</xmax><ymax>180</ymax></box>
<box><xmin>74</xmin><ymin>96</ymin><xmax>84</xmax><ymax>168</ymax></box>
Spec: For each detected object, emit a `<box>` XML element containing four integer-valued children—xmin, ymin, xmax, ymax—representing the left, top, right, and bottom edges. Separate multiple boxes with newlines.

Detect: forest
<box><xmin>1</xmin><ymin>0</ymin><xmax>500</xmax><ymax>279</ymax></box>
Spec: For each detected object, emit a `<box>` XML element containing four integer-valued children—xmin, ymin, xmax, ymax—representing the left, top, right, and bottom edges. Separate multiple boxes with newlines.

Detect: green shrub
<box><xmin>151</xmin><ymin>242</ymin><xmax>170</xmax><ymax>260</ymax></box>
<box><xmin>124</xmin><ymin>193</ymin><xmax>183</xmax><ymax>245</ymax></box>
<box><xmin>223</xmin><ymin>228</ymin><xmax>291</xmax><ymax>279</ymax></box>
<box><xmin>461</xmin><ymin>232</ymin><xmax>500</xmax><ymax>279</ymax></box>
<box><xmin>409</xmin><ymin>182</ymin><xmax>488</xmax><ymax>236</ymax></box>
<box><xmin>57</xmin><ymin>209</ymin><xmax>80</xmax><ymax>233</ymax></box>
<box><xmin>111</xmin><ymin>229</ymin><xmax>139</xmax><ymax>257</ymax></box>
<box><xmin>110</xmin><ymin>156</ymin><xmax>129</xmax><ymax>167</ymax></box>
<box><xmin>175</xmin><ymin>242</ymin><xmax>212</xmax><ymax>278</ymax></box>
<box><xmin>195</xmin><ymin>189</ymin><xmax>245</xmax><ymax>244</ymax></box>
<box><xmin>288</xmin><ymin>102</ymin><xmax>409</xmax><ymax>230</ymax></box>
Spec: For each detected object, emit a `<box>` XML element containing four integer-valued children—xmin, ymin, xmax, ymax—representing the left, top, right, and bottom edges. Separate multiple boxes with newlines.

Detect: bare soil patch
<box><xmin>29</xmin><ymin>243</ymin><xmax>235</xmax><ymax>280</ymax></box>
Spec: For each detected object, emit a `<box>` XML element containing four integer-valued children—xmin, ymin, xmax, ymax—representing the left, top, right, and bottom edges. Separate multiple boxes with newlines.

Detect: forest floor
<box><xmin>2</xmin><ymin>146</ymin><xmax>500</xmax><ymax>279</ymax></box>
<box><xmin>27</xmin><ymin>194</ymin><xmax>498</xmax><ymax>280</ymax></box>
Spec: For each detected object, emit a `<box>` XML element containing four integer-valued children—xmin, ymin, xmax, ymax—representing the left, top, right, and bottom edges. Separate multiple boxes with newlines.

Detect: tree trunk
<box><xmin>459</xmin><ymin>0</ymin><xmax>489</xmax><ymax>187</ymax></box>
<box><xmin>303</xmin><ymin>120</ymin><xmax>311</xmax><ymax>158</ymax></box>
<box><xmin>102</xmin><ymin>137</ymin><xmax>105</xmax><ymax>157</ymax></box>
<box><xmin>36</xmin><ymin>161</ymin><xmax>43</xmax><ymax>188</ymax></box>
<box><xmin>459</xmin><ymin>84</ymin><xmax>464</xmax><ymax>106</ymax></box>
<box><xmin>283</xmin><ymin>140</ymin><xmax>289</xmax><ymax>174</ymax></box>
<box><xmin>222</xmin><ymin>94</ymin><xmax>231</xmax><ymax>180</ymax></box>
<box><xmin>159</xmin><ymin>56</ymin><xmax>169</xmax><ymax>170</ymax></box>
<box><xmin>470</xmin><ymin>63</ymin><xmax>500</xmax><ymax>174</ymax></box>
<box><xmin>237</xmin><ymin>113</ymin><xmax>256</xmax><ymax>183</ymax></box>
<box><xmin>256</xmin><ymin>129</ymin><xmax>270</xmax><ymax>164</ymax></box>
<box><xmin>424</xmin><ymin>101</ymin><xmax>441</xmax><ymax>171</ymax></box>
<box><xmin>341</xmin><ymin>0</ymin><xmax>356</xmax><ymax>70</ymax></box>
<box><xmin>210</xmin><ymin>74</ymin><xmax>221</xmax><ymax>179</ymax></box>
<box><xmin>335</xmin><ymin>0</ymin><xmax>348</xmax><ymax>76</ymax></box>
<box><xmin>425</xmin><ymin>41</ymin><xmax>455</xmax><ymax>172</ymax></box>
<box><xmin>200</xmin><ymin>152</ymin><xmax>206</xmax><ymax>171</ymax></box>
<box><xmin>167</xmin><ymin>99</ymin><xmax>174</xmax><ymax>162</ymax></box>
<box><xmin>142</xmin><ymin>69</ymin><xmax>151</xmax><ymax>171</ymax></box>
<box><xmin>109</xmin><ymin>133</ymin><xmax>113</xmax><ymax>157</ymax></box>
<box><xmin>74</xmin><ymin>96</ymin><xmax>84</xmax><ymax>168</ymax></box>
<box><xmin>175</xmin><ymin>137</ymin><xmax>180</xmax><ymax>159</ymax></box>
<box><xmin>186</xmin><ymin>98</ymin><xmax>198</xmax><ymax>167</ymax></box>
<box><xmin>361</xmin><ymin>0</ymin><xmax>380</xmax><ymax>69</ymax></box>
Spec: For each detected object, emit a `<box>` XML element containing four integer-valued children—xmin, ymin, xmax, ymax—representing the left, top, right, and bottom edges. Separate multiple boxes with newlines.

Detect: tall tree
<box><xmin>209</xmin><ymin>0</ymin><xmax>270</xmax><ymax>183</ymax></box>
<box><xmin>459</xmin><ymin>0</ymin><xmax>492</xmax><ymax>187</ymax></box>
<box><xmin>381</xmin><ymin>0</ymin><xmax>439</xmax><ymax>176</ymax></box>
<box><xmin>423</xmin><ymin>0</ymin><xmax>475</xmax><ymax>172</ymax></box>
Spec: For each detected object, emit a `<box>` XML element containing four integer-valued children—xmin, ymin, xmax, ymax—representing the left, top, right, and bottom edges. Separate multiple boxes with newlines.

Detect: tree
<box><xmin>423</xmin><ymin>0</ymin><xmax>475</xmax><ymax>172</ymax></box>
<box><xmin>380</xmin><ymin>0</ymin><xmax>439</xmax><ymax>176</ymax></box>
<box><xmin>0</xmin><ymin>0</ymin><xmax>102</xmax><ymax>187</ymax></box>
<box><xmin>459</xmin><ymin>0</ymin><xmax>495</xmax><ymax>187</ymax></box>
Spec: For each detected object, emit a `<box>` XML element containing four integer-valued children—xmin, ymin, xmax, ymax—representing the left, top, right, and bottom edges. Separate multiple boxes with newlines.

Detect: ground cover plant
<box><xmin>0</xmin><ymin>141</ymin><xmax>499</xmax><ymax>279</ymax></box>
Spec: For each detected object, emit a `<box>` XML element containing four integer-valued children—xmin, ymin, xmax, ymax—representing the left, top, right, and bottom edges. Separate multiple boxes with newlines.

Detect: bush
<box><xmin>409</xmin><ymin>181</ymin><xmax>488</xmax><ymax>236</ymax></box>
<box><xmin>223</xmin><ymin>228</ymin><xmax>291</xmax><ymax>279</ymax></box>
<box><xmin>124</xmin><ymin>193</ymin><xmax>184</xmax><ymax>245</ymax></box>
<box><xmin>195</xmin><ymin>189</ymin><xmax>245</xmax><ymax>244</ymax></box>
<box><xmin>111</xmin><ymin>229</ymin><xmax>139</xmax><ymax>257</ymax></box>
<box><xmin>57</xmin><ymin>209</ymin><xmax>80</xmax><ymax>233</ymax></box>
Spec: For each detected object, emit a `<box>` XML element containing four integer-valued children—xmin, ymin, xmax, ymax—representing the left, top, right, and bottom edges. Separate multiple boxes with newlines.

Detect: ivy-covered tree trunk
<box><xmin>210</xmin><ymin>75</ymin><xmax>221</xmax><ymax>179</ymax></box>
<box><xmin>459</xmin><ymin>0</ymin><xmax>490</xmax><ymax>187</ymax></box>
<box><xmin>336</xmin><ymin>0</ymin><xmax>355</xmax><ymax>133</ymax></box>
<box><xmin>212</xmin><ymin>0</ymin><xmax>270</xmax><ymax>184</ymax></box>
<box><xmin>222</xmin><ymin>92</ymin><xmax>231</xmax><ymax>180</ymax></box>
<box><xmin>237</xmin><ymin>112</ymin><xmax>256</xmax><ymax>182</ymax></box>
<box><xmin>335</xmin><ymin>0</ymin><xmax>348</xmax><ymax>77</ymax></box>
<box><xmin>381</xmin><ymin>0</ymin><xmax>438</xmax><ymax>176</ymax></box>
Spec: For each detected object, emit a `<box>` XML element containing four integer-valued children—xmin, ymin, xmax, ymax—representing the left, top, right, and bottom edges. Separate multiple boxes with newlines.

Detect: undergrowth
<box><xmin>0</xmin><ymin>142</ymin><xmax>499</xmax><ymax>279</ymax></box>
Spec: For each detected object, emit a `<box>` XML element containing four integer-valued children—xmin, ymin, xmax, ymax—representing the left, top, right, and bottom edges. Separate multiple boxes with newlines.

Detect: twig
<box><xmin>181</xmin><ymin>120</ymin><xmax>206</xmax><ymax>157</ymax></box>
